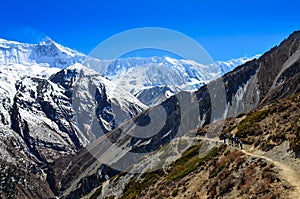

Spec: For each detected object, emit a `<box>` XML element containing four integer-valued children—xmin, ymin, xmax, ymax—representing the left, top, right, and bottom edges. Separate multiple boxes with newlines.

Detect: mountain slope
<box><xmin>89</xmin><ymin>85</ymin><xmax>300</xmax><ymax>199</ymax></box>
<box><xmin>0</xmin><ymin>61</ymin><xmax>147</xmax><ymax>153</ymax></box>
<box><xmin>50</xmin><ymin>63</ymin><xmax>147</xmax><ymax>142</ymax></box>
<box><xmin>0</xmin><ymin>62</ymin><xmax>147</xmax><ymax>198</ymax></box>
<box><xmin>57</xmin><ymin>31</ymin><xmax>300</xmax><ymax>199</ymax></box>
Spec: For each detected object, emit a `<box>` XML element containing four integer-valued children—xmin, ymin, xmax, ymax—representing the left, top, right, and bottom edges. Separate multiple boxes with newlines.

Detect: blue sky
<box><xmin>1</xmin><ymin>0</ymin><xmax>299</xmax><ymax>61</ymax></box>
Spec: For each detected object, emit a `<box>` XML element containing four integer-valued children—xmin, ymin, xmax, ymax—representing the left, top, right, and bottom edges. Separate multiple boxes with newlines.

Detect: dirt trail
<box><xmin>241</xmin><ymin>149</ymin><xmax>300</xmax><ymax>199</ymax></box>
<box><xmin>196</xmin><ymin>136</ymin><xmax>300</xmax><ymax>199</ymax></box>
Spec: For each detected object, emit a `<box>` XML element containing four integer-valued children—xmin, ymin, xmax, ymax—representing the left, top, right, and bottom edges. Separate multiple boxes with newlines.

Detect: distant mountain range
<box><xmin>0</xmin><ymin>38</ymin><xmax>258</xmax><ymax>106</ymax></box>
<box><xmin>88</xmin><ymin>56</ymin><xmax>259</xmax><ymax>106</ymax></box>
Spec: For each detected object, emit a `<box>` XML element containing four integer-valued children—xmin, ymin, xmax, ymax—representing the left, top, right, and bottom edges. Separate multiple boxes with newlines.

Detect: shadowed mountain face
<box><xmin>0</xmin><ymin>62</ymin><xmax>146</xmax><ymax>198</ymax></box>
<box><xmin>55</xmin><ymin>32</ymin><xmax>300</xmax><ymax>198</ymax></box>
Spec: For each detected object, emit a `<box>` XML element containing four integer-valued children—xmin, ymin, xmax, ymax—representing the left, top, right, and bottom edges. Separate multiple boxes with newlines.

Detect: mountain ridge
<box><xmin>55</xmin><ymin>31</ymin><xmax>300</xmax><ymax>199</ymax></box>
<box><xmin>0</xmin><ymin>37</ymin><xmax>257</xmax><ymax>105</ymax></box>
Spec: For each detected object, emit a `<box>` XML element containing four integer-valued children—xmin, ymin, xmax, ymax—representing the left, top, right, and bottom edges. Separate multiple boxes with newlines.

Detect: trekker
<box><xmin>228</xmin><ymin>134</ymin><xmax>233</xmax><ymax>145</ymax></box>
<box><xmin>234</xmin><ymin>137</ymin><xmax>239</xmax><ymax>147</ymax></box>
<box><xmin>231</xmin><ymin>136</ymin><xmax>234</xmax><ymax>145</ymax></box>
<box><xmin>239</xmin><ymin>140</ymin><xmax>243</xmax><ymax>149</ymax></box>
<box><xmin>221</xmin><ymin>134</ymin><xmax>226</xmax><ymax>144</ymax></box>
<box><xmin>223</xmin><ymin>134</ymin><xmax>227</xmax><ymax>144</ymax></box>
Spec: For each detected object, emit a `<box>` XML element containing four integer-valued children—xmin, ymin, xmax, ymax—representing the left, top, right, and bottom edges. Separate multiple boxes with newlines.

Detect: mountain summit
<box><xmin>0</xmin><ymin>38</ymin><xmax>86</xmax><ymax>68</ymax></box>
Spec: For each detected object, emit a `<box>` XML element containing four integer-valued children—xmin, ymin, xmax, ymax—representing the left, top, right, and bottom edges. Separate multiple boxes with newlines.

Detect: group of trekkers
<box><xmin>220</xmin><ymin>134</ymin><xmax>243</xmax><ymax>149</ymax></box>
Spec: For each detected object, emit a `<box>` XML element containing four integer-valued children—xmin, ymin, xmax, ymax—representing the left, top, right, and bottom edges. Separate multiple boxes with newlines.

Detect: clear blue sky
<box><xmin>1</xmin><ymin>0</ymin><xmax>299</xmax><ymax>61</ymax></box>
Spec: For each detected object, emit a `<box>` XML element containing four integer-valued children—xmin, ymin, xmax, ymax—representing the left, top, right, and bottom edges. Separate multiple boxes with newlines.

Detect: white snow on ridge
<box><xmin>66</xmin><ymin>63</ymin><xmax>148</xmax><ymax>110</ymax></box>
<box><xmin>39</xmin><ymin>40</ymin><xmax>79</xmax><ymax>57</ymax></box>
<box><xmin>214</xmin><ymin>54</ymin><xmax>261</xmax><ymax>74</ymax></box>
<box><xmin>0</xmin><ymin>37</ymin><xmax>86</xmax><ymax>68</ymax></box>
<box><xmin>0</xmin><ymin>37</ymin><xmax>260</xmax><ymax>97</ymax></box>
<box><xmin>165</xmin><ymin>56</ymin><xmax>177</xmax><ymax>65</ymax></box>
<box><xmin>92</xmin><ymin>55</ymin><xmax>260</xmax><ymax>95</ymax></box>
<box><xmin>1</xmin><ymin>64</ymin><xmax>61</xmax><ymax>77</ymax></box>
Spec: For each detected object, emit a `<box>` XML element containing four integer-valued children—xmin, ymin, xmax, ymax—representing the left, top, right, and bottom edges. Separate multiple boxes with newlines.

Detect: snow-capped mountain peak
<box><xmin>82</xmin><ymin>54</ymin><xmax>260</xmax><ymax>106</ymax></box>
<box><xmin>214</xmin><ymin>54</ymin><xmax>261</xmax><ymax>74</ymax></box>
<box><xmin>0</xmin><ymin>37</ymin><xmax>86</xmax><ymax>68</ymax></box>
<box><xmin>38</xmin><ymin>38</ymin><xmax>84</xmax><ymax>58</ymax></box>
<box><xmin>53</xmin><ymin>63</ymin><xmax>147</xmax><ymax>109</ymax></box>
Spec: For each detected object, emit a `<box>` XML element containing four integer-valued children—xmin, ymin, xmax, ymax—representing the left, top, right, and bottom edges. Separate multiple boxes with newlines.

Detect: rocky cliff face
<box><xmin>0</xmin><ymin>62</ymin><xmax>146</xmax><ymax>198</ymax></box>
<box><xmin>56</xmin><ymin>31</ymin><xmax>300</xmax><ymax>198</ymax></box>
<box><xmin>220</xmin><ymin>31</ymin><xmax>300</xmax><ymax>118</ymax></box>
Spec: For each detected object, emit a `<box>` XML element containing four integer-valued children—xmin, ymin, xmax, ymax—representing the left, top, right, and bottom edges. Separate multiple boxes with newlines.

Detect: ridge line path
<box><xmin>195</xmin><ymin>136</ymin><xmax>300</xmax><ymax>199</ymax></box>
